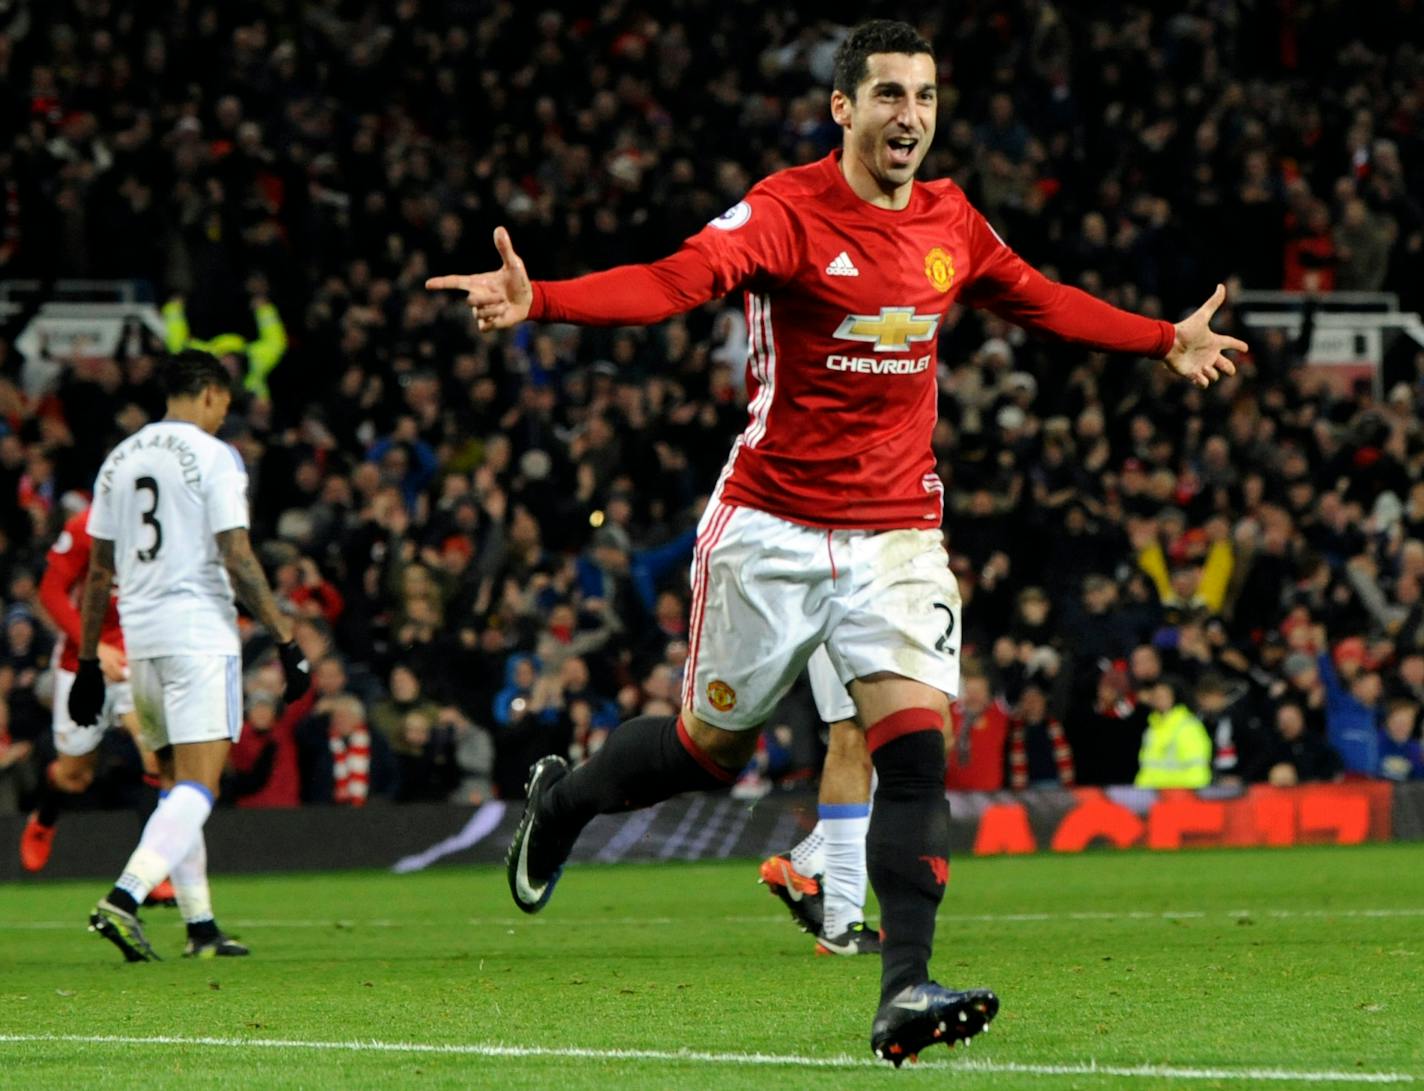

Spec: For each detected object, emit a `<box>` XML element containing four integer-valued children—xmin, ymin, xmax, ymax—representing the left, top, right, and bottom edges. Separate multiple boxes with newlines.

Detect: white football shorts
<box><xmin>52</xmin><ymin>668</ymin><xmax>136</xmax><ymax>757</ymax></box>
<box><xmin>807</xmin><ymin>646</ymin><xmax>857</xmax><ymax>724</ymax></box>
<box><xmin>130</xmin><ymin>654</ymin><xmax>243</xmax><ymax>751</ymax></box>
<box><xmin>683</xmin><ymin>501</ymin><xmax>962</xmax><ymax>731</ymax></box>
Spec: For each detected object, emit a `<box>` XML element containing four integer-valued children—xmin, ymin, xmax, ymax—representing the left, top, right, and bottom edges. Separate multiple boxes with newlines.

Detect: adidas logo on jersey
<box><xmin>825</xmin><ymin>251</ymin><xmax>859</xmax><ymax>277</ymax></box>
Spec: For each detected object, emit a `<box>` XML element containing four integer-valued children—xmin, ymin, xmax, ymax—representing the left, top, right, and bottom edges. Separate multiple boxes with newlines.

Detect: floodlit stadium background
<box><xmin>2</xmin><ymin>4</ymin><xmax>1423</xmax><ymax>852</ymax></box>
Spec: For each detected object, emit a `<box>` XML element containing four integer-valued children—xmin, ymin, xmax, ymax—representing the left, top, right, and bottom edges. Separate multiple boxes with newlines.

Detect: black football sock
<box><xmin>105</xmin><ymin>887</ymin><xmax>139</xmax><ymax>915</ymax></box>
<box><xmin>866</xmin><ymin>709</ymin><xmax>951</xmax><ymax>1004</ymax></box>
<box><xmin>539</xmin><ymin>714</ymin><xmax>737</xmax><ymax>833</ymax></box>
<box><xmin>34</xmin><ymin>761</ymin><xmax>71</xmax><ymax>827</ymax></box>
<box><xmin>187</xmin><ymin>919</ymin><xmax>219</xmax><ymax>942</ymax></box>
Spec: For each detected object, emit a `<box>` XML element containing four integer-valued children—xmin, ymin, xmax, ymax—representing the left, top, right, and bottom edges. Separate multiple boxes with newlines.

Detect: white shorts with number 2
<box><xmin>682</xmin><ymin>502</ymin><xmax>962</xmax><ymax>731</ymax></box>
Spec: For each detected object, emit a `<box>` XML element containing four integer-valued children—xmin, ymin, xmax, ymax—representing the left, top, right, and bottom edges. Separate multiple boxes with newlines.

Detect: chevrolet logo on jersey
<box><xmin>833</xmin><ymin>307</ymin><xmax>940</xmax><ymax>351</ymax></box>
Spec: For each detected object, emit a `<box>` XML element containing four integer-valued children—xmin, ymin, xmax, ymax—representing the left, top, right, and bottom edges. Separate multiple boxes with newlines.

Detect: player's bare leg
<box><xmin>91</xmin><ymin>739</ymin><xmax>242</xmax><ymax>961</ymax></box>
<box><xmin>117</xmin><ymin>711</ymin><xmax>179</xmax><ymax>905</ymax></box>
<box><xmin>158</xmin><ymin>741</ymin><xmax>245</xmax><ymax>956</ymax></box>
<box><xmin>507</xmin><ymin>709</ymin><xmax>757</xmax><ymax>913</ymax></box>
<box><xmin>120</xmin><ymin>709</ymin><xmax>166</xmax><ymax>784</ymax></box>
<box><xmin>850</xmin><ymin>673</ymin><xmax>997</xmax><ymax>1063</ymax></box>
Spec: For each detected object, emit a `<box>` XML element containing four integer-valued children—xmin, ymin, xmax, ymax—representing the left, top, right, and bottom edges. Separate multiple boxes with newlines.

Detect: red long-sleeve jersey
<box><xmin>38</xmin><ymin>507</ymin><xmax>124</xmax><ymax>673</ymax></box>
<box><xmin>531</xmin><ymin>151</ymin><xmax>1175</xmax><ymax>530</ymax></box>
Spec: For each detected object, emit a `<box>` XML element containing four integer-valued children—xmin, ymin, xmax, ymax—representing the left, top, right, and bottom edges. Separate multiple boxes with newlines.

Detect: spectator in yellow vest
<box><xmin>1135</xmin><ymin>676</ymin><xmax>1213</xmax><ymax>789</ymax></box>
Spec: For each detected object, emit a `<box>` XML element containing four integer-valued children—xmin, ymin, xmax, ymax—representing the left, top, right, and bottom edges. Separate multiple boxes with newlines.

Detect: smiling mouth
<box><xmin>886</xmin><ymin>136</ymin><xmax>919</xmax><ymax>166</ymax></box>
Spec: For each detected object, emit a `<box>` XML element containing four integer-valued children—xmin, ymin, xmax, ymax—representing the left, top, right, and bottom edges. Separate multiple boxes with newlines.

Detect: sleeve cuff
<box><xmin>528</xmin><ymin>281</ymin><xmax>549</xmax><ymax>321</ymax></box>
<box><xmin>1153</xmin><ymin>319</ymin><xmax>1177</xmax><ymax>360</ymax></box>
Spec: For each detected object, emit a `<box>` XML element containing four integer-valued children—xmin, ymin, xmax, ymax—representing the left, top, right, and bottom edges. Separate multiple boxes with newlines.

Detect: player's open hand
<box><xmin>425</xmin><ymin>227</ymin><xmax>533</xmax><ymax>332</ymax></box>
<box><xmin>1164</xmin><ymin>284</ymin><xmax>1249</xmax><ymax>388</ymax></box>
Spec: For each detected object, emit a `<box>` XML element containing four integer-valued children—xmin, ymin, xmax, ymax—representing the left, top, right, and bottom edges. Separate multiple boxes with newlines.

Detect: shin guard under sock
<box><xmin>540</xmin><ymin>715</ymin><xmax>737</xmax><ymax>833</ymax></box>
<box><xmin>866</xmin><ymin>710</ymin><xmax>950</xmax><ymax>1003</ymax></box>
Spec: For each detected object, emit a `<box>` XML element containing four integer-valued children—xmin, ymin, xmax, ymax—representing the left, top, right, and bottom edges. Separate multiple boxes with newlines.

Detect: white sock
<box><xmin>819</xmin><ymin>802</ymin><xmax>870</xmax><ymax>938</ymax></box>
<box><xmin>789</xmin><ymin>821</ymin><xmax>826</xmax><ymax>876</ymax></box>
<box><xmin>115</xmin><ymin>782</ymin><xmax>213</xmax><ymax>905</ymax></box>
<box><xmin>171</xmin><ymin>831</ymin><xmax>214</xmax><ymax>925</ymax></box>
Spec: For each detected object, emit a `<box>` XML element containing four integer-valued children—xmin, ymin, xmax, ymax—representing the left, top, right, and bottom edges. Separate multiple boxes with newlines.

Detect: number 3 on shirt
<box><xmin>135</xmin><ymin>476</ymin><xmax>163</xmax><ymax>562</ymax></box>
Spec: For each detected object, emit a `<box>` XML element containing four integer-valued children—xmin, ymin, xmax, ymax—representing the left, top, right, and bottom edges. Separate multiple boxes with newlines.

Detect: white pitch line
<box><xmin>0</xmin><ymin>1034</ymin><xmax>1413</xmax><ymax>1083</ymax></box>
<box><xmin>4</xmin><ymin>907</ymin><xmax>1424</xmax><ymax>931</ymax></box>
<box><xmin>0</xmin><ymin>914</ymin><xmax>787</xmax><ymax>931</ymax></box>
<box><xmin>955</xmin><ymin>1059</ymin><xmax>1416</xmax><ymax>1084</ymax></box>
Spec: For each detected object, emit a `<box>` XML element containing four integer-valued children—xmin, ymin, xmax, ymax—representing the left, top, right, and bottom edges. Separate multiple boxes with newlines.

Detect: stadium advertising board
<box><xmin>1</xmin><ymin>781</ymin><xmax>1416</xmax><ymax>881</ymax></box>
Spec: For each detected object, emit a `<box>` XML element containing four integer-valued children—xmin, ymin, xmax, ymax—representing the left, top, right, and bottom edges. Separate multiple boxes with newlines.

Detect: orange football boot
<box><xmin>146</xmin><ymin>879</ymin><xmax>178</xmax><ymax>907</ymax></box>
<box><xmin>19</xmin><ymin>815</ymin><xmax>55</xmax><ymax>872</ymax></box>
<box><xmin>757</xmin><ymin>852</ymin><xmax>823</xmax><ymax>935</ymax></box>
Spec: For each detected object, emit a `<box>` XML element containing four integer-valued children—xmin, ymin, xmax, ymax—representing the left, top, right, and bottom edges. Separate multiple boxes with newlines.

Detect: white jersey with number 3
<box><xmin>87</xmin><ymin>420</ymin><xmax>249</xmax><ymax>658</ymax></box>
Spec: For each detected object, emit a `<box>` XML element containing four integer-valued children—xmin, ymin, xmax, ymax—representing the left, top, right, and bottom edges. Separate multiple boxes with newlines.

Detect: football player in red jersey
<box><xmin>431</xmin><ymin>20</ymin><xmax>1244</xmax><ymax>1062</ymax></box>
<box><xmin>21</xmin><ymin>505</ymin><xmax>177</xmax><ymax>903</ymax></box>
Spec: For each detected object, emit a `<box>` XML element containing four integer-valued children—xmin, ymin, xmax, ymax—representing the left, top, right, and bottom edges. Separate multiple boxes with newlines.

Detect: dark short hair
<box><xmin>1155</xmin><ymin>675</ymin><xmax>1186</xmax><ymax>702</ymax></box>
<box><xmin>832</xmin><ymin>20</ymin><xmax>934</xmax><ymax>98</ymax></box>
<box><xmin>162</xmin><ymin>349</ymin><xmax>232</xmax><ymax>399</ymax></box>
<box><xmin>1196</xmin><ymin>672</ymin><xmax>1227</xmax><ymax>697</ymax></box>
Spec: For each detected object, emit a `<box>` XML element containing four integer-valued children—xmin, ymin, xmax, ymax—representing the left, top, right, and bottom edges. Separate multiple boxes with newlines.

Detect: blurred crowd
<box><xmin>3</xmin><ymin>1</ymin><xmax>1424</xmax><ymax>813</ymax></box>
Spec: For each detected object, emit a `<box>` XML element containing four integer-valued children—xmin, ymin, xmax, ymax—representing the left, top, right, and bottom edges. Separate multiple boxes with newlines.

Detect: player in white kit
<box><xmin>71</xmin><ymin>350</ymin><xmax>311</xmax><ymax>961</ymax></box>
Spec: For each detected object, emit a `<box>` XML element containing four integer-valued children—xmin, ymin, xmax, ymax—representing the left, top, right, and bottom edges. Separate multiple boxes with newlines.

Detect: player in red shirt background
<box><xmin>430</xmin><ymin>20</ymin><xmax>1243</xmax><ymax>1062</ymax></box>
<box><xmin>21</xmin><ymin>504</ymin><xmax>173</xmax><ymax>904</ymax></box>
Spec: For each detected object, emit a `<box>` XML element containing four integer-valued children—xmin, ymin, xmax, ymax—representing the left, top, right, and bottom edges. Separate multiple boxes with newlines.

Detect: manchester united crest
<box><xmin>707</xmin><ymin>680</ymin><xmax>737</xmax><ymax>712</ymax></box>
<box><xmin>924</xmin><ymin>247</ymin><xmax>955</xmax><ymax>293</ymax></box>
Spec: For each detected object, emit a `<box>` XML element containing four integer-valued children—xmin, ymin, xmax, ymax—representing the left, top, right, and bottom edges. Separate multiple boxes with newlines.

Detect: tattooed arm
<box><xmin>77</xmin><ymin>537</ymin><xmax>117</xmax><ymax>659</ymax></box>
<box><xmin>215</xmin><ymin>527</ymin><xmax>294</xmax><ymax>644</ymax></box>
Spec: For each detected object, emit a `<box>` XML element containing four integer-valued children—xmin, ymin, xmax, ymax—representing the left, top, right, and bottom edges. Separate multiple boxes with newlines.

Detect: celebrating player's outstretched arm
<box><xmin>426</xmin><ymin>227</ymin><xmax>532</xmax><ymax>332</ymax></box>
<box><xmin>1165</xmin><ymin>284</ymin><xmax>1249</xmax><ymax>388</ymax></box>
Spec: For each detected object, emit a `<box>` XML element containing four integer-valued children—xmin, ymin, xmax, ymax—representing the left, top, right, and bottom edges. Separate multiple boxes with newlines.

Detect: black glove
<box><xmin>68</xmin><ymin>657</ymin><xmax>106</xmax><ymax>726</ymax></box>
<box><xmin>277</xmin><ymin>640</ymin><xmax>312</xmax><ymax>703</ymax></box>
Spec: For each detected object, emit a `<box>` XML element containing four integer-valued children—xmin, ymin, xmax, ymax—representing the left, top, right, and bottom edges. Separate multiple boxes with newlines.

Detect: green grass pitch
<box><xmin>1</xmin><ymin>844</ymin><xmax>1421</xmax><ymax>1089</ymax></box>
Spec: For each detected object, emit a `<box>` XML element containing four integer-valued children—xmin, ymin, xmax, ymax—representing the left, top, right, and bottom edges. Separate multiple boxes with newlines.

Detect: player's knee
<box><xmin>683</xmin><ymin>713</ymin><xmax>759</xmax><ymax>771</ymax></box>
<box><xmin>53</xmin><ymin>762</ymin><xmax>94</xmax><ymax>793</ymax></box>
<box><xmin>867</xmin><ymin>712</ymin><xmax>945</xmax><ymax>799</ymax></box>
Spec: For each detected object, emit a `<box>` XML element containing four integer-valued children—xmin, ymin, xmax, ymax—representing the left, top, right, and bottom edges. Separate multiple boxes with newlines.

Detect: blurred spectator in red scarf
<box><xmin>946</xmin><ymin>671</ymin><xmax>1009</xmax><ymax>791</ymax></box>
<box><xmin>1008</xmin><ymin>682</ymin><xmax>1075</xmax><ymax>790</ymax></box>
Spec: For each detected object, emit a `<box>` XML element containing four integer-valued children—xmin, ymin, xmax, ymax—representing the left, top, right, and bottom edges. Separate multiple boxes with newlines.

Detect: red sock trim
<box><xmin>676</xmin><ymin>716</ymin><xmax>738</xmax><ymax>785</ymax></box>
<box><xmin>866</xmin><ymin>707</ymin><xmax>944</xmax><ymax>754</ymax></box>
<box><xmin>142</xmin><ymin>773</ymin><xmax>162</xmax><ymax>790</ymax></box>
